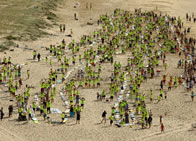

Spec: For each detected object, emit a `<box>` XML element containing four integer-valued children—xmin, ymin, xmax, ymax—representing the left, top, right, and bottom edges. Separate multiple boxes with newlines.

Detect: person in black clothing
<box><xmin>37</xmin><ymin>53</ymin><xmax>41</xmax><ymax>62</ymax></box>
<box><xmin>74</xmin><ymin>13</ymin><xmax>77</xmax><ymax>20</ymax></box>
<box><xmin>101</xmin><ymin>110</ymin><xmax>107</xmax><ymax>124</ymax></box>
<box><xmin>76</xmin><ymin>111</ymin><xmax>80</xmax><ymax>124</ymax></box>
<box><xmin>97</xmin><ymin>92</ymin><xmax>100</xmax><ymax>101</ymax></box>
<box><xmin>0</xmin><ymin>107</ymin><xmax>4</xmax><ymax>121</ymax></box>
<box><xmin>125</xmin><ymin>111</ymin><xmax>129</xmax><ymax>124</ymax></box>
<box><xmin>160</xmin><ymin>80</ymin><xmax>163</xmax><ymax>89</ymax></box>
<box><xmin>148</xmin><ymin>115</ymin><xmax>153</xmax><ymax>128</ymax></box>
<box><xmin>63</xmin><ymin>24</ymin><xmax>66</xmax><ymax>33</ymax></box>
<box><xmin>8</xmin><ymin>105</ymin><xmax>13</xmax><ymax>117</ymax></box>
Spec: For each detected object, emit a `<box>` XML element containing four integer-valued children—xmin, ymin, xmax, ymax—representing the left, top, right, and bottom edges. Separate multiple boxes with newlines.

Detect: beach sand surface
<box><xmin>0</xmin><ymin>0</ymin><xmax>196</xmax><ymax>141</ymax></box>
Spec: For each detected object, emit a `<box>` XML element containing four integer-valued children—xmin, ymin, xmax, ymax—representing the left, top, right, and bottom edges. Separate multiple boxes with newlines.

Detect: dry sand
<box><xmin>0</xmin><ymin>0</ymin><xmax>196</xmax><ymax>141</ymax></box>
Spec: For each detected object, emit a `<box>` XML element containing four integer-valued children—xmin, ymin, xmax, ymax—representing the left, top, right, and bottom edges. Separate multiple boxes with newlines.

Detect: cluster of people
<box><xmin>186</xmin><ymin>13</ymin><xmax>196</xmax><ymax>23</ymax></box>
<box><xmin>0</xmin><ymin>8</ymin><xmax>196</xmax><ymax>134</ymax></box>
<box><xmin>59</xmin><ymin>24</ymin><xmax>66</xmax><ymax>33</ymax></box>
<box><xmin>89</xmin><ymin>8</ymin><xmax>196</xmax><ymax>130</ymax></box>
<box><xmin>0</xmin><ymin>57</ymin><xmax>34</xmax><ymax>121</ymax></box>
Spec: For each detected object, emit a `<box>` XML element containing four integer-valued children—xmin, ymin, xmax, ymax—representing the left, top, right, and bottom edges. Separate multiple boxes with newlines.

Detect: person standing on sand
<box><xmin>81</xmin><ymin>97</ymin><xmax>85</xmax><ymax>108</ymax></box>
<box><xmin>61</xmin><ymin>112</ymin><xmax>65</xmax><ymax>123</ymax></box>
<box><xmin>19</xmin><ymin>78</ymin><xmax>22</xmax><ymax>88</ymax></box>
<box><xmin>101</xmin><ymin>110</ymin><xmax>107</xmax><ymax>124</ymax></box>
<box><xmin>8</xmin><ymin>105</ymin><xmax>13</xmax><ymax>117</ymax></box>
<box><xmin>148</xmin><ymin>114</ymin><xmax>152</xmax><ymax>128</ymax></box>
<box><xmin>191</xmin><ymin>91</ymin><xmax>195</xmax><ymax>101</ymax></box>
<box><xmin>33</xmin><ymin>50</ymin><xmax>36</xmax><ymax>60</ymax></box>
<box><xmin>47</xmin><ymin>100</ymin><xmax>51</xmax><ymax>114</ymax></box>
<box><xmin>37</xmin><ymin>53</ymin><xmax>41</xmax><ymax>62</ymax></box>
<box><xmin>76</xmin><ymin>105</ymin><xmax>81</xmax><ymax>124</ymax></box>
<box><xmin>161</xmin><ymin>123</ymin><xmax>164</xmax><ymax>133</ymax></box>
<box><xmin>63</xmin><ymin>24</ymin><xmax>66</xmax><ymax>33</ymax></box>
<box><xmin>109</xmin><ymin>114</ymin><xmax>114</xmax><ymax>126</ymax></box>
<box><xmin>160</xmin><ymin>115</ymin><xmax>163</xmax><ymax>124</ymax></box>
<box><xmin>59</xmin><ymin>24</ymin><xmax>62</xmax><ymax>32</ymax></box>
<box><xmin>43</xmin><ymin>108</ymin><xmax>47</xmax><ymax>120</ymax></box>
<box><xmin>0</xmin><ymin>73</ymin><xmax>2</xmax><ymax>84</ymax></box>
<box><xmin>0</xmin><ymin>107</ymin><xmax>4</xmax><ymax>121</ymax></box>
<box><xmin>32</xmin><ymin>102</ymin><xmax>36</xmax><ymax>113</ymax></box>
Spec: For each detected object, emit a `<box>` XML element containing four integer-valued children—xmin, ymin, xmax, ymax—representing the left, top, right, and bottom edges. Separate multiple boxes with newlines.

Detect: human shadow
<box><xmin>185</xmin><ymin>100</ymin><xmax>192</xmax><ymax>103</ymax></box>
<box><xmin>65</xmin><ymin>34</ymin><xmax>72</xmax><ymax>37</ymax></box>
<box><xmin>15</xmin><ymin>121</ymin><xmax>28</xmax><ymax>126</ymax></box>
<box><xmin>102</xmin><ymin>125</ymin><xmax>111</xmax><ymax>128</ymax></box>
<box><xmin>94</xmin><ymin>122</ymin><xmax>102</xmax><ymax>125</ymax></box>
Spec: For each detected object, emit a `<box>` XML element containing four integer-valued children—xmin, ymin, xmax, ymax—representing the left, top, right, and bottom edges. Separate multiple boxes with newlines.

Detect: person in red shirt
<box><xmin>161</xmin><ymin>123</ymin><xmax>164</xmax><ymax>133</ymax></box>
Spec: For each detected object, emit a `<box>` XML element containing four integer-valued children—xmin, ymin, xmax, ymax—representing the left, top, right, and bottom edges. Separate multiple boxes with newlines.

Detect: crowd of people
<box><xmin>0</xmin><ymin>8</ymin><xmax>196</xmax><ymax>133</ymax></box>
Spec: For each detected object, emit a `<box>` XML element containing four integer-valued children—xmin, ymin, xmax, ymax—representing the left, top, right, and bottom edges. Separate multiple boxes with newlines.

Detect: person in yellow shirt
<box><xmin>61</xmin><ymin>112</ymin><xmax>65</xmax><ymax>123</ymax></box>
<box><xmin>109</xmin><ymin>114</ymin><xmax>114</xmax><ymax>126</ymax></box>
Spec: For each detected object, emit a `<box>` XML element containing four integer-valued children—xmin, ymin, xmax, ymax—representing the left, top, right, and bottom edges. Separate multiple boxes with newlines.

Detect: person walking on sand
<box><xmin>101</xmin><ymin>110</ymin><xmax>107</xmax><ymax>124</ymax></box>
<box><xmin>28</xmin><ymin>107</ymin><xmax>32</xmax><ymax>120</ymax></box>
<box><xmin>191</xmin><ymin>91</ymin><xmax>195</xmax><ymax>101</ymax></box>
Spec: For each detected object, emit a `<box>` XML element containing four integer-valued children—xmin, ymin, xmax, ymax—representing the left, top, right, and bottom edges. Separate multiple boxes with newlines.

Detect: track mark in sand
<box><xmin>142</xmin><ymin>4</ymin><xmax>170</xmax><ymax>9</ymax></box>
<box><xmin>0</xmin><ymin>126</ymin><xmax>26</xmax><ymax>141</ymax></box>
<box><xmin>142</xmin><ymin>0</ymin><xmax>174</xmax><ymax>10</ymax></box>
<box><xmin>131</xmin><ymin>124</ymin><xmax>190</xmax><ymax>141</ymax></box>
<box><xmin>151</xmin><ymin>0</ymin><xmax>174</xmax><ymax>5</ymax></box>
